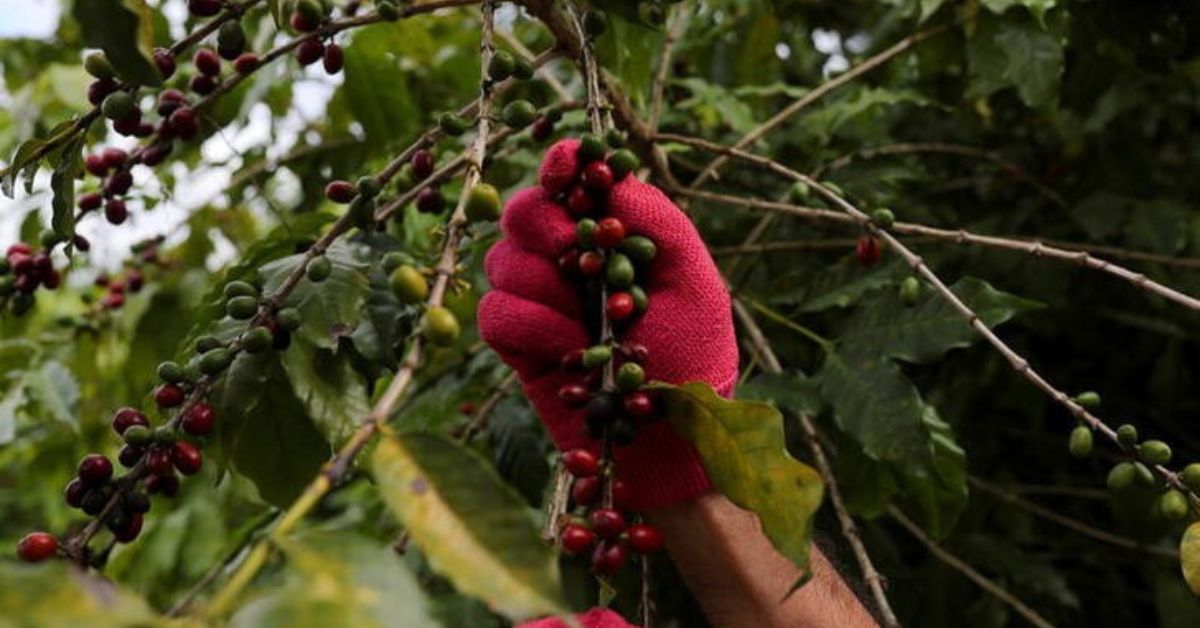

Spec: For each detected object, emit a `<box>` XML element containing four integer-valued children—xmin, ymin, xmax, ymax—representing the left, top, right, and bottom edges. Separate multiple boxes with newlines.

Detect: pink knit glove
<box><xmin>521</xmin><ymin>608</ymin><xmax>636</xmax><ymax>628</ymax></box>
<box><xmin>477</xmin><ymin>139</ymin><xmax>739</xmax><ymax>511</ymax></box>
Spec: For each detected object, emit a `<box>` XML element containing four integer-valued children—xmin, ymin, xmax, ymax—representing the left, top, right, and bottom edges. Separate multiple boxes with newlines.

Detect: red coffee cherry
<box><xmin>558</xmin><ymin>383</ymin><xmax>590</xmax><ymax>408</ymax></box>
<box><xmin>581</xmin><ymin>161</ymin><xmax>615</xmax><ymax>192</ymax></box>
<box><xmin>111</xmin><ymin>407</ymin><xmax>149</xmax><ymax>435</ymax></box>
<box><xmin>324</xmin><ymin>180</ymin><xmax>356</xmax><ymax>203</ymax></box>
<box><xmin>566</xmin><ymin>186</ymin><xmax>596</xmax><ymax>216</ymax></box>
<box><xmin>593</xmin><ymin>217</ymin><xmax>626</xmax><ymax>248</ymax></box>
<box><xmin>64</xmin><ymin>478</ymin><xmax>86</xmax><ymax>508</ymax></box>
<box><xmin>126</xmin><ymin>268</ymin><xmax>145</xmax><ymax>292</ymax></box>
<box><xmin>296</xmin><ymin>39</ymin><xmax>325</xmax><ymax>66</ymax></box>
<box><xmin>141</xmin><ymin>143</ymin><xmax>172</xmax><ymax>166</ymax></box>
<box><xmin>531</xmin><ymin>116</ymin><xmax>554</xmax><ymax>142</ymax></box>
<box><xmin>578</xmin><ymin>251</ymin><xmax>605</xmax><ymax>278</ymax></box>
<box><xmin>189</xmin><ymin>74</ymin><xmax>217</xmax><ymax>96</ymax></box>
<box><xmin>188</xmin><ymin>0</ymin><xmax>222</xmax><ymax>17</ymax></box>
<box><xmin>611</xmin><ymin>479</ymin><xmax>631</xmax><ymax>509</ymax></box>
<box><xmin>591</xmin><ymin>540</ymin><xmax>629</xmax><ymax>575</ymax></box>
<box><xmin>605</xmin><ymin>292</ymin><xmax>635</xmax><ymax>321</ymax></box>
<box><xmin>590</xmin><ymin>508</ymin><xmax>626</xmax><ymax>538</ymax></box>
<box><xmin>154</xmin><ymin>384</ymin><xmax>186</xmax><ymax>408</ymax></box>
<box><xmin>172</xmin><ymin>442</ymin><xmax>203</xmax><ymax>475</ymax></box>
<box><xmin>84</xmin><ymin>153</ymin><xmax>108</xmax><ymax>176</ymax></box>
<box><xmin>104</xmin><ymin>171</ymin><xmax>133</xmax><ymax>197</ymax></box>
<box><xmin>16</xmin><ymin>532</ymin><xmax>58</xmax><ymax>563</ymax></box>
<box><xmin>562</xmin><ymin>448</ymin><xmax>600</xmax><ymax>477</ymax></box>
<box><xmin>153</xmin><ymin>47</ymin><xmax>176</xmax><ymax>79</ymax></box>
<box><xmin>855</xmin><ymin>235</ymin><xmax>881</xmax><ymax>267</ymax></box>
<box><xmin>143</xmin><ymin>448</ymin><xmax>172</xmax><ymax>476</ymax></box>
<box><xmin>234</xmin><ymin>53</ymin><xmax>260</xmax><ymax>74</ymax></box>
<box><xmin>101</xmin><ymin>148</ymin><xmax>128</xmax><ymax>169</ymax></box>
<box><xmin>416</xmin><ymin>186</ymin><xmax>445</xmax><ymax>213</ymax></box>
<box><xmin>77</xmin><ymin>454</ymin><xmax>113</xmax><ymax>486</ymax></box>
<box><xmin>290</xmin><ymin>12</ymin><xmax>318</xmax><ymax>32</ymax></box>
<box><xmin>113</xmin><ymin>513</ymin><xmax>144</xmax><ymax>543</ymax></box>
<box><xmin>626</xmin><ymin>523</ymin><xmax>664</xmax><ymax>553</ymax></box>
<box><xmin>102</xmin><ymin>291</ymin><xmax>126</xmax><ymax>309</ymax></box>
<box><xmin>411</xmin><ymin>149</ymin><xmax>435</xmax><ymax>179</ymax></box>
<box><xmin>617</xmin><ymin>342</ymin><xmax>649</xmax><ymax>364</ymax></box>
<box><xmin>622</xmin><ymin>391</ymin><xmax>654</xmax><ymax>419</ymax></box>
<box><xmin>560</xmin><ymin>524</ymin><xmax>597</xmax><ymax>555</ymax></box>
<box><xmin>118</xmin><ymin>445</ymin><xmax>143</xmax><ymax>468</ymax></box>
<box><xmin>181</xmin><ymin>402</ymin><xmax>215</xmax><ymax>436</ymax></box>
<box><xmin>78</xmin><ymin>192</ymin><xmax>103</xmax><ymax>212</ymax></box>
<box><xmin>557</xmin><ymin>249</ymin><xmax>581</xmax><ymax>276</ymax></box>
<box><xmin>571</xmin><ymin>476</ymin><xmax>601</xmax><ymax>506</ymax></box>
<box><xmin>103</xmin><ymin>199</ymin><xmax>128</xmax><ymax>225</ymax></box>
<box><xmin>323</xmin><ymin>43</ymin><xmax>344</xmax><ymax>74</ymax></box>
<box><xmin>560</xmin><ymin>348</ymin><xmax>586</xmax><ymax>372</ymax></box>
<box><xmin>146</xmin><ymin>472</ymin><xmax>179</xmax><ymax>497</ymax></box>
<box><xmin>194</xmin><ymin>48</ymin><xmax>221</xmax><ymax>77</ymax></box>
<box><xmin>169</xmin><ymin>107</ymin><xmax>199</xmax><ymax>140</ymax></box>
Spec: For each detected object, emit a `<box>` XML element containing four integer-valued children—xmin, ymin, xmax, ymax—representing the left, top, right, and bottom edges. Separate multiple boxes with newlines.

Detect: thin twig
<box><xmin>888</xmin><ymin>507</ymin><xmax>1055</xmax><ymax>628</ymax></box>
<box><xmin>648</xmin><ymin>7</ymin><xmax>686</xmax><ymax>133</ymax></box>
<box><xmin>968</xmin><ymin>477</ymin><xmax>1178</xmax><ymax>559</ymax></box>
<box><xmin>811</xmin><ymin>141</ymin><xmax>1066</xmax><ymax>208</ymax></box>
<box><xmin>667</xmin><ymin>184</ymin><xmax>1200</xmax><ymax>313</ymax></box>
<box><xmin>656</xmin><ymin>133</ymin><xmax>1200</xmax><ymax>504</ymax></box>
<box><xmin>687</xmin><ymin>24</ymin><xmax>949</xmax><ymax>189</ymax></box>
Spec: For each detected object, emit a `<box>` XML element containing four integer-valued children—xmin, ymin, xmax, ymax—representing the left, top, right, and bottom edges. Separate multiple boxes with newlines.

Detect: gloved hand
<box><xmin>477</xmin><ymin>138</ymin><xmax>738</xmax><ymax>511</ymax></box>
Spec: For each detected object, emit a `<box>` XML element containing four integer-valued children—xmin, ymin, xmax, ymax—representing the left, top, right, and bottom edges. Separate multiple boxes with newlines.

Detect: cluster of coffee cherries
<box><xmin>0</xmin><ymin>244</ymin><xmax>61</xmax><ymax>316</ymax></box>
<box><xmin>86</xmin><ymin>236</ymin><xmax>167</xmax><ymax>312</ymax></box>
<box><xmin>287</xmin><ymin>0</ymin><xmax>347</xmax><ymax>74</ymax></box>
<box><xmin>557</xmin><ymin>449</ymin><xmax>663</xmax><ymax>575</ymax></box>
<box><xmin>542</xmin><ymin>135</ymin><xmax>665</xmax><ymax>575</ymax></box>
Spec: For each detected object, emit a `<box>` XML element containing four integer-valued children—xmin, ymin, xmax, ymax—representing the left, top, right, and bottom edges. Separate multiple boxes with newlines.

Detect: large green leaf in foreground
<box><xmin>371</xmin><ymin>432</ymin><xmax>566</xmax><ymax>622</ymax></box>
<box><xmin>0</xmin><ymin>561</ymin><xmax>161</xmax><ymax>627</ymax></box>
<box><xmin>657</xmin><ymin>382</ymin><xmax>825</xmax><ymax>590</ymax></box>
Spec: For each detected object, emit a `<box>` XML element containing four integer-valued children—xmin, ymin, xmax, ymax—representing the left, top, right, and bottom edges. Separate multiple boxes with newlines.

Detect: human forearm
<box><xmin>647</xmin><ymin>491</ymin><xmax>878</xmax><ymax>628</ymax></box>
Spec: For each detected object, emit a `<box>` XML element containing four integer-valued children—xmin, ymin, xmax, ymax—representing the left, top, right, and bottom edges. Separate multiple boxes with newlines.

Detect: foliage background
<box><xmin>2</xmin><ymin>0</ymin><xmax>1200</xmax><ymax>626</ymax></box>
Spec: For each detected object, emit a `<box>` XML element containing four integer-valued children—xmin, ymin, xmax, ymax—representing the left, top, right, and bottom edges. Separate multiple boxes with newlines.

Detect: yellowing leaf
<box><xmin>371</xmin><ymin>432</ymin><xmax>566</xmax><ymax>621</ymax></box>
<box><xmin>657</xmin><ymin>382</ymin><xmax>824</xmax><ymax>590</ymax></box>
<box><xmin>1181</xmin><ymin>522</ymin><xmax>1200</xmax><ymax>595</ymax></box>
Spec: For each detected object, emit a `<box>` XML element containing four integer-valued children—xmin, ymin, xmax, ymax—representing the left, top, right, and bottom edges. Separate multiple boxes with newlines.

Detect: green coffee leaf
<box><xmin>656</xmin><ymin>381</ymin><xmax>824</xmax><ymax>591</ymax></box>
<box><xmin>839</xmin><ymin>277</ymin><xmax>1041</xmax><ymax>364</ymax></box>
<box><xmin>72</xmin><ymin>0</ymin><xmax>162</xmax><ymax>86</ymax></box>
<box><xmin>967</xmin><ymin>12</ymin><xmax>1063</xmax><ymax>109</ymax></box>
<box><xmin>1182</xmin><ymin>522</ymin><xmax>1200</xmax><ymax>595</ymax></box>
<box><xmin>371</xmin><ymin>432</ymin><xmax>566</xmax><ymax>622</ymax></box>
<box><xmin>50</xmin><ymin>135</ymin><xmax>84</xmax><ymax>239</ymax></box>
<box><xmin>0</xmin><ymin>562</ymin><xmax>159</xmax><ymax>626</ymax></box>
<box><xmin>260</xmin><ymin>242</ymin><xmax>370</xmax><ymax>350</ymax></box>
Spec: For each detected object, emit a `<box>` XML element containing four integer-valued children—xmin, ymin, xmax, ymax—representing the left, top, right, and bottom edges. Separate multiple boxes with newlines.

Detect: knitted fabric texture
<box><xmin>521</xmin><ymin>608</ymin><xmax>636</xmax><ymax>628</ymax></box>
<box><xmin>477</xmin><ymin>139</ymin><xmax>739</xmax><ymax>511</ymax></box>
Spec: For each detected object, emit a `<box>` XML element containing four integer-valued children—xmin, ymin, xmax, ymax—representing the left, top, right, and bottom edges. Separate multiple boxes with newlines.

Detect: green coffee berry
<box><xmin>84</xmin><ymin>51</ymin><xmax>115</xmax><ymax>79</ymax></box>
<box><xmin>123</xmin><ymin>425</ymin><xmax>151</xmax><ymax>447</ymax></box>
<box><xmin>297</xmin><ymin>0</ymin><xmax>324</xmax><ymax>22</ymax></box>
<box><xmin>357</xmin><ymin>176</ymin><xmax>381</xmax><ymax>199</ymax></box>
<box><xmin>218</xmin><ymin>21</ymin><xmax>246</xmax><ymax>52</ymax></box>
<box><xmin>276</xmin><ymin>308</ymin><xmax>302</xmax><ymax>331</ymax></box>
<box><xmin>377</xmin><ymin>0</ymin><xmax>400</xmax><ymax>20</ymax></box>
<box><xmin>821</xmin><ymin>181</ymin><xmax>845</xmax><ymax>197</ymax></box>
<box><xmin>1074</xmin><ymin>391</ymin><xmax>1101</xmax><ymax>408</ymax></box>
<box><xmin>439</xmin><ymin>112</ymin><xmax>469</xmax><ymax>136</ymax></box>
<box><xmin>1135</xmin><ymin>462</ymin><xmax>1156</xmax><ymax>485</ymax></box>
<box><xmin>582</xmin><ymin>345</ymin><xmax>612</xmax><ymax>369</ymax></box>
<box><xmin>199</xmin><ymin>348</ymin><xmax>233</xmax><ymax>375</ymax></box>
<box><xmin>576</xmin><ymin>219</ymin><xmax>597</xmax><ymax>248</ymax></box>
<box><xmin>465</xmin><ymin>183</ymin><xmax>503</xmax><ymax>222</ymax></box>
<box><xmin>1161</xmin><ymin>489</ymin><xmax>1190</xmax><ymax>520</ymax></box>
<box><xmin>899</xmin><ymin>277</ymin><xmax>921</xmax><ymax>306</ymax></box>
<box><xmin>152</xmin><ymin>426</ymin><xmax>178</xmax><ymax>446</ymax></box>
<box><xmin>102</xmin><ymin>92</ymin><xmax>135</xmax><ymax>121</ymax></box>
<box><xmin>157</xmin><ymin>361</ymin><xmax>185</xmax><ymax>384</ymax></box>
<box><xmin>512</xmin><ymin>55</ymin><xmax>534</xmax><ymax>80</ymax></box>
<box><xmin>501</xmin><ymin>100</ymin><xmax>537</xmax><ymax>129</ymax></box>
<box><xmin>577</xmin><ymin>133</ymin><xmax>606</xmax><ymax>163</ymax></box>
<box><xmin>381</xmin><ymin>252</ymin><xmax>407</xmax><ymax>274</ymax></box>
<box><xmin>182</xmin><ymin>361</ymin><xmax>204</xmax><ymax>383</ymax></box>
<box><xmin>607</xmin><ymin>149</ymin><xmax>639</xmax><ymax>179</ymax></box>
<box><xmin>630</xmin><ymin>285</ymin><xmax>648</xmax><ymax>312</ymax></box>
<box><xmin>488</xmin><ymin>50</ymin><xmax>516</xmax><ymax>81</ymax></box>
<box><xmin>241</xmin><ymin>327</ymin><xmax>273</xmax><ymax>354</ymax></box>
<box><xmin>1141</xmin><ymin>440</ymin><xmax>1172</xmax><ymax>466</ymax></box>
<box><xmin>1183</xmin><ymin>464</ymin><xmax>1200</xmax><ymax>492</ymax></box>
<box><xmin>348</xmin><ymin>195</ymin><xmax>376</xmax><ymax>229</ymax></box>
<box><xmin>1117</xmin><ymin>423</ymin><xmax>1138</xmax><ymax>448</ymax></box>
<box><xmin>871</xmin><ymin>208</ymin><xmax>895</xmax><ymax>228</ymax></box>
<box><xmin>788</xmin><ymin>181</ymin><xmax>810</xmax><ymax>203</ymax></box>
<box><xmin>306</xmin><ymin>256</ymin><xmax>332</xmax><ymax>282</ymax></box>
<box><xmin>1068</xmin><ymin>425</ymin><xmax>1093</xmax><ymax>458</ymax></box>
<box><xmin>583</xmin><ymin>10</ymin><xmax>607</xmax><ymax>37</ymax></box>
<box><xmin>196</xmin><ymin>335</ymin><xmax>223</xmax><ymax>354</ymax></box>
<box><xmin>606</xmin><ymin>253</ymin><xmax>635</xmax><ymax>288</ymax></box>
<box><xmin>390</xmin><ymin>265</ymin><xmax>428</xmax><ymax>303</ymax></box>
<box><xmin>223</xmin><ymin>280</ymin><xmax>258</xmax><ymax>299</ymax></box>
<box><xmin>423</xmin><ymin>306</ymin><xmax>460</xmax><ymax>346</ymax></box>
<box><xmin>617</xmin><ymin>362</ymin><xmax>645</xmax><ymax>392</ymax></box>
<box><xmin>621</xmin><ymin>236</ymin><xmax>657</xmax><ymax>264</ymax></box>
<box><xmin>605</xmin><ymin>128</ymin><xmax>626</xmax><ymax>148</ymax></box>
<box><xmin>1107</xmin><ymin>462</ymin><xmax>1136</xmax><ymax>491</ymax></box>
<box><xmin>226</xmin><ymin>296</ymin><xmax>259</xmax><ymax>320</ymax></box>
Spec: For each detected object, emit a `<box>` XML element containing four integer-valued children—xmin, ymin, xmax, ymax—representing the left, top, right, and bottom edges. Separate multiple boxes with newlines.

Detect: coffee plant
<box><xmin>2</xmin><ymin>0</ymin><xmax>1200</xmax><ymax>625</ymax></box>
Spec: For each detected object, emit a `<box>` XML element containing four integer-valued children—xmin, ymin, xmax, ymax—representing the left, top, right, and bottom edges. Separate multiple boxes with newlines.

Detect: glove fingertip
<box><xmin>539</xmin><ymin>138</ymin><xmax>582</xmax><ymax>196</ymax></box>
